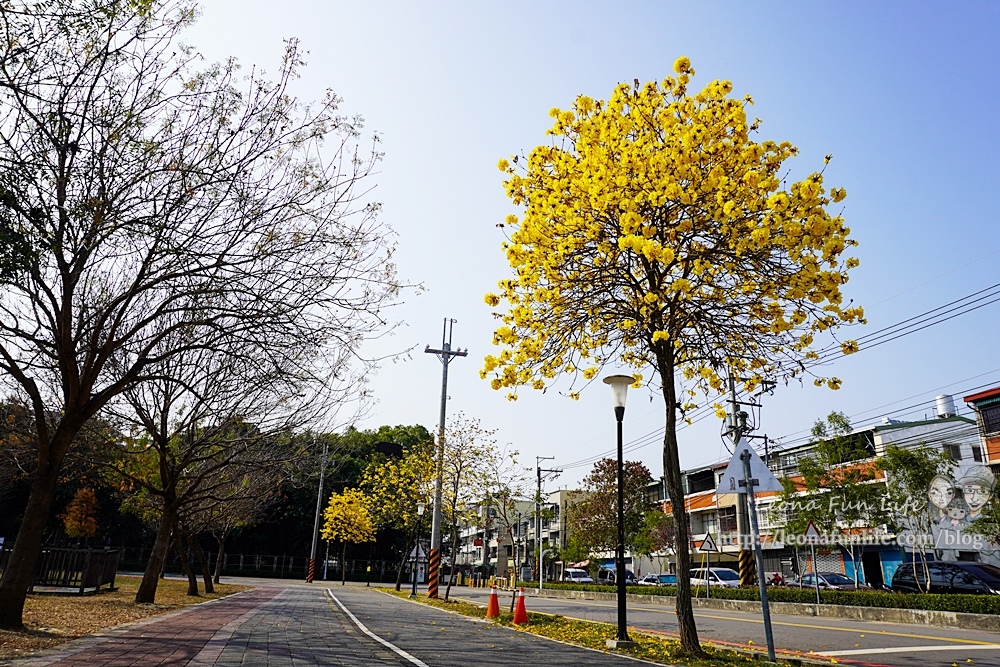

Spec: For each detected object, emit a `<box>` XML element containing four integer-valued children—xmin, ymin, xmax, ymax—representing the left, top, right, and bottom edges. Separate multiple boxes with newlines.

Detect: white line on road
<box><xmin>327</xmin><ymin>588</ymin><xmax>430</xmax><ymax>667</ymax></box>
<box><xmin>823</xmin><ymin>644</ymin><xmax>1000</xmax><ymax>656</ymax></box>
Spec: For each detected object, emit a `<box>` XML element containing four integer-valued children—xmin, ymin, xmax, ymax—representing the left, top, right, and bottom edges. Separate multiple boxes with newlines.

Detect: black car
<box><xmin>891</xmin><ymin>561</ymin><xmax>1000</xmax><ymax>594</ymax></box>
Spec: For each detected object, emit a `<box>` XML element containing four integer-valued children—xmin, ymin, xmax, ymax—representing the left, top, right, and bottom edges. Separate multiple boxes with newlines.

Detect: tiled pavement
<box><xmin>9</xmin><ymin>584</ymin><xmax>641</xmax><ymax>667</ymax></box>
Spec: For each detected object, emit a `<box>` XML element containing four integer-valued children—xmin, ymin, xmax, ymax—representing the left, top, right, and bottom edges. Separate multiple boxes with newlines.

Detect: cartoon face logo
<box><xmin>958</xmin><ymin>466</ymin><xmax>996</xmax><ymax>519</ymax></box>
<box><xmin>928</xmin><ymin>474</ymin><xmax>956</xmax><ymax>510</ymax></box>
<box><xmin>945</xmin><ymin>496</ymin><xmax>968</xmax><ymax>523</ymax></box>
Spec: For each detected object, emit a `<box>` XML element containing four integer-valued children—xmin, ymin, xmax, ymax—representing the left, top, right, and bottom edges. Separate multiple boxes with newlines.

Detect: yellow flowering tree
<box><xmin>483</xmin><ymin>58</ymin><xmax>863</xmax><ymax>655</ymax></box>
<box><xmin>321</xmin><ymin>488</ymin><xmax>376</xmax><ymax>584</ymax></box>
<box><xmin>359</xmin><ymin>444</ymin><xmax>435</xmax><ymax>590</ymax></box>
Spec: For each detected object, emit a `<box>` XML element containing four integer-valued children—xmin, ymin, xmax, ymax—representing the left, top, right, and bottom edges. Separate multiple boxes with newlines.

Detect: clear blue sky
<box><xmin>186</xmin><ymin>1</ymin><xmax>1000</xmax><ymax>486</ymax></box>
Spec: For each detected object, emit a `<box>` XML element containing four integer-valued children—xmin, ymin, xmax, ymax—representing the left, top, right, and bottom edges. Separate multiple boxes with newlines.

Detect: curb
<box><xmin>527</xmin><ymin>588</ymin><xmax>1000</xmax><ymax>632</ymax></box>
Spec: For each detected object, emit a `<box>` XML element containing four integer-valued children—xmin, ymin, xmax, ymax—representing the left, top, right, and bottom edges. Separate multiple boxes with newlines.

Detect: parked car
<box><xmin>690</xmin><ymin>567</ymin><xmax>741</xmax><ymax>588</ymax></box>
<box><xmin>891</xmin><ymin>561</ymin><xmax>1000</xmax><ymax>595</ymax></box>
<box><xmin>597</xmin><ymin>567</ymin><xmax>637</xmax><ymax>584</ymax></box>
<box><xmin>562</xmin><ymin>568</ymin><xmax>595</xmax><ymax>584</ymax></box>
<box><xmin>788</xmin><ymin>572</ymin><xmax>871</xmax><ymax>591</ymax></box>
<box><xmin>639</xmin><ymin>573</ymin><xmax>678</xmax><ymax>586</ymax></box>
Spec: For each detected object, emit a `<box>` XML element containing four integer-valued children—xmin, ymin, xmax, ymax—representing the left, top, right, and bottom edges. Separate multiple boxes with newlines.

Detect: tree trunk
<box><xmin>0</xmin><ymin>457</ymin><xmax>61</xmax><ymax>628</ymax></box>
<box><xmin>212</xmin><ymin>528</ymin><xmax>229</xmax><ymax>585</ymax></box>
<box><xmin>445</xmin><ymin>521</ymin><xmax>459</xmax><ymax>600</ymax></box>
<box><xmin>189</xmin><ymin>534</ymin><xmax>214</xmax><ymax>594</ymax></box>
<box><xmin>341</xmin><ymin>541</ymin><xmax>347</xmax><ymax>586</ymax></box>
<box><xmin>395</xmin><ymin>534</ymin><xmax>412</xmax><ymax>591</ymax></box>
<box><xmin>136</xmin><ymin>507</ymin><xmax>177</xmax><ymax>603</ymax></box>
<box><xmin>657</xmin><ymin>350</ymin><xmax>705</xmax><ymax>657</ymax></box>
<box><xmin>175</xmin><ymin>531</ymin><xmax>199</xmax><ymax>596</ymax></box>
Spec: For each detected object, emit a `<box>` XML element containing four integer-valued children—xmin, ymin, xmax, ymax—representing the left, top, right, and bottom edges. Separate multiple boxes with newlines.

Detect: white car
<box><xmin>562</xmin><ymin>568</ymin><xmax>595</xmax><ymax>584</ymax></box>
<box><xmin>690</xmin><ymin>567</ymin><xmax>741</xmax><ymax>588</ymax></box>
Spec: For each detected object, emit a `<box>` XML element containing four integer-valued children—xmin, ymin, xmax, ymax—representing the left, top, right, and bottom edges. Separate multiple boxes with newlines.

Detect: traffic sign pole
<box><xmin>741</xmin><ymin>450</ymin><xmax>776</xmax><ymax>663</ymax></box>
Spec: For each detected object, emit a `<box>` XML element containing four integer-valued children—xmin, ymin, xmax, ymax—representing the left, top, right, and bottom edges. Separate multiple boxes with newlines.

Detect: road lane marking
<box><xmin>487</xmin><ymin>595</ymin><xmax>1000</xmax><ymax>647</ymax></box>
<box><xmin>823</xmin><ymin>644</ymin><xmax>1000</xmax><ymax>656</ymax></box>
<box><xmin>327</xmin><ymin>589</ymin><xmax>429</xmax><ymax>667</ymax></box>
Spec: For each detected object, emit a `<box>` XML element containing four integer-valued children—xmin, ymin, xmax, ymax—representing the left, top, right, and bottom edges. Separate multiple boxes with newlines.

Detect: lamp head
<box><xmin>417</xmin><ymin>501</ymin><xmax>426</xmax><ymax>516</ymax></box>
<box><xmin>602</xmin><ymin>374</ymin><xmax>634</xmax><ymax>410</ymax></box>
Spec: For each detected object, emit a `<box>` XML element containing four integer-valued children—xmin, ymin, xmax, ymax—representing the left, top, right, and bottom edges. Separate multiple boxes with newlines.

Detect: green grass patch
<box><xmin>541</xmin><ymin>581</ymin><xmax>1000</xmax><ymax>615</ymax></box>
<box><xmin>378</xmin><ymin>588</ymin><xmax>799</xmax><ymax>667</ymax></box>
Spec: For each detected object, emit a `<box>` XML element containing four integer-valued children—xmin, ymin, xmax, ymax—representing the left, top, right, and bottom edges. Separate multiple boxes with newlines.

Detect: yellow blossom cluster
<box><xmin>484</xmin><ymin>59</ymin><xmax>863</xmax><ymax>402</ymax></box>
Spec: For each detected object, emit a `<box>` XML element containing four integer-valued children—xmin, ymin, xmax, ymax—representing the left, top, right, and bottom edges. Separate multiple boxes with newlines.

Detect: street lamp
<box><xmin>410</xmin><ymin>502</ymin><xmax>426</xmax><ymax>598</ymax></box>
<box><xmin>603</xmin><ymin>374</ymin><xmax>636</xmax><ymax>648</ymax></box>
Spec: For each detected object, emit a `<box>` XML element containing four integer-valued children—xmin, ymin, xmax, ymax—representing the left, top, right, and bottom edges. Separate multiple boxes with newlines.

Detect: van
<box><xmin>562</xmin><ymin>568</ymin><xmax>595</xmax><ymax>584</ymax></box>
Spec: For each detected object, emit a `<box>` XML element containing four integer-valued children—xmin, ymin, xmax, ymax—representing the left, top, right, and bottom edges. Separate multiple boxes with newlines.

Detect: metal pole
<box><xmin>308</xmin><ymin>436</ymin><xmax>329</xmax><ymax>583</ymax></box>
<box><xmin>323</xmin><ymin>541</ymin><xmax>329</xmax><ymax>580</ymax></box>
<box><xmin>615</xmin><ymin>406</ymin><xmax>630</xmax><ymax>642</ymax></box>
<box><xmin>425</xmin><ymin>318</ymin><xmax>467</xmax><ymax>599</ymax></box>
<box><xmin>410</xmin><ymin>517</ymin><xmax>421</xmax><ymax>598</ymax></box>
<box><xmin>811</xmin><ymin>543</ymin><xmax>820</xmax><ymax>606</ymax></box>
<box><xmin>742</xmin><ymin>451</ymin><xmax>776</xmax><ymax>663</ymax></box>
<box><xmin>729</xmin><ymin>375</ymin><xmax>754</xmax><ymax>587</ymax></box>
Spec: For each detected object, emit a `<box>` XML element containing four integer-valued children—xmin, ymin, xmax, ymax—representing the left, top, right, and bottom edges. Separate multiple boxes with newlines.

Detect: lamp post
<box><xmin>603</xmin><ymin>374</ymin><xmax>636</xmax><ymax>648</ymax></box>
<box><xmin>410</xmin><ymin>502</ymin><xmax>426</xmax><ymax>598</ymax></box>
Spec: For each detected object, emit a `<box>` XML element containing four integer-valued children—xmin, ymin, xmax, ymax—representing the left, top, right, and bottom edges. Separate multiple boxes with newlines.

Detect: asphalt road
<box><xmin>445</xmin><ymin>586</ymin><xmax>1000</xmax><ymax>667</ymax></box>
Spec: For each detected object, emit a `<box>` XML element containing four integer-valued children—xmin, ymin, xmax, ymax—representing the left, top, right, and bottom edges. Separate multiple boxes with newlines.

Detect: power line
<box><xmin>562</xmin><ymin>280</ymin><xmax>1000</xmax><ymax>472</ymax></box>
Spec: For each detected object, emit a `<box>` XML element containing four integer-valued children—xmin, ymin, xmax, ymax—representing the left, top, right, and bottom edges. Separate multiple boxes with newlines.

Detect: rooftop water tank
<box><xmin>936</xmin><ymin>394</ymin><xmax>957</xmax><ymax>418</ymax></box>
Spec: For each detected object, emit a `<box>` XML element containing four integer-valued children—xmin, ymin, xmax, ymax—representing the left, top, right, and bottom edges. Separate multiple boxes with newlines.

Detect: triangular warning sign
<box><xmin>716</xmin><ymin>439</ymin><xmax>784</xmax><ymax>494</ymax></box>
<box><xmin>409</xmin><ymin>544</ymin><xmax>426</xmax><ymax>559</ymax></box>
<box><xmin>803</xmin><ymin>521</ymin><xmax>822</xmax><ymax>544</ymax></box>
<box><xmin>700</xmin><ymin>532</ymin><xmax>718</xmax><ymax>553</ymax></box>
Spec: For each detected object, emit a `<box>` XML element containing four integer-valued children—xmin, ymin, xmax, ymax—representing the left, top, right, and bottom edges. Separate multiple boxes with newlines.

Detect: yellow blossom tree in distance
<box><xmin>483</xmin><ymin>57</ymin><xmax>863</xmax><ymax>656</ymax></box>
<box><xmin>321</xmin><ymin>488</ymin><xmax>375</xmax><ymax>585</ymax></box>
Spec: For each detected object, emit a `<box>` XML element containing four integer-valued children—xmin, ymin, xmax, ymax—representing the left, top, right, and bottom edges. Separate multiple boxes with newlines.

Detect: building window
<box><xmin>980</xmin><ymin>404</ymin><xmax>1000</xmax><ymax>438</ymax></box>
<box><xmin>944</xmin><ymin>444</ymin><xmax>962</xmax><ymax>462</ymax></box>
<box><xmin>719</xmin><ymin>506</ymin><xmax>737</xmax><ymax>533</ymax></box>
<box><xmin>973</xmin><ymin>445</ymin><xmax>984</xmax><ymax>463</ymax></box>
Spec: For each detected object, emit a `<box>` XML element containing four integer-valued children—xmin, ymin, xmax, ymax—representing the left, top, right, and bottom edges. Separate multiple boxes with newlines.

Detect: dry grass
<box><xmin>0</xmin><ymin>576</ymin><xmax>250</xmax><ymax>661</ymax></box>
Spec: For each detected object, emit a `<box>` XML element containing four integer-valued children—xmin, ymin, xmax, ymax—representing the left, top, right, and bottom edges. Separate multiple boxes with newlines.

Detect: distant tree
<box><xmin>0</xmin><ymin>1</ymin><xmax>404</xmax><ymax>627</ymax></box>
<box><xmin>633</xmin><ymin>509</ymin><xmax>675</xmax><ymax>574</ymax></box>
<box><xmin>322</xmin><ymin>488</ymin><xmax>375</xmax><ymax>585</ymax></box>
<box><xmin>478</xmin><ymin>444</ymin><xmax>533</xmax><ymax>611</ymax></box>
<box><xmin>566</xmin><ymin>458</ymin><xmax>653</xmax><ymax>559</ymax></box>
<box><xmin>440</xmin><ymin>414</ymin><xmax>495</xmax><ymax>600</ymax></box>
<box><xmin>774</xmin><ymin>412</ymin><xmax>887</xmax><ymax>582</ymax></box>
<box><xmin>879</xmin><ymin>444</ymin><xmax>953</xmax><ymax>592</ymax></box>
<box><xmin>60</xmin><ymin>488</ymin><xmax>99</xmax><ymax>541</ymax></box>
<box><xmin>359</xmin><ymin>443</ymin><xmax>435</xmax><ymax>591</ymax></box>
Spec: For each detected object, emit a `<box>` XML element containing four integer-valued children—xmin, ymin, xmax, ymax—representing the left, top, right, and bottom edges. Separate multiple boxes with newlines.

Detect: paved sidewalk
<box><xmin>9</xmin><ymin>584</ymin><xmax>644</xmax><ymax>667</ymax></box>
<box><xmin>11</xmin><ymin>588</ymin><xmax>286</xmax><ymax>667</ymax></box>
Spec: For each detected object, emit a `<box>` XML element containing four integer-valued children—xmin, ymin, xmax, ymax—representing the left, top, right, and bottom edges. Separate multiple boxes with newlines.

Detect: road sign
<box><xmin>409</xmin><ymin>545</ymin><xmax>426</xmax><ymax>560</ymax></box>
<box><xmin>716</xmin><ymin>439</ymin><xmax>783</xmax><ymax>494</ymax></box>
<box><xmin>700</xmin><ymin>533</ymin><xmax>719</xmax><ymax>553</ymax></box>
<box><xmin>803</xmin><ymin>521</ymin><xmax>823</xmax><ymax>544</ymax></box>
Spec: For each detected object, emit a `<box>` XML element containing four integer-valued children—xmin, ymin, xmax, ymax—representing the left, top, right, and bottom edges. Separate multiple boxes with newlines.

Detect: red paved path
<box><xmin>16</xmin><ymin>587</ymin><xmax>283</xmax><ymax>667</ymax></box>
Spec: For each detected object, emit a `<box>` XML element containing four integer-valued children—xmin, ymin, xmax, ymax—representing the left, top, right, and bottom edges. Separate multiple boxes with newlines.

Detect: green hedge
<box><xmin>537</xmin><ymin>581</ymin><xmax>1000</xmax><ymax>615</ymax></box>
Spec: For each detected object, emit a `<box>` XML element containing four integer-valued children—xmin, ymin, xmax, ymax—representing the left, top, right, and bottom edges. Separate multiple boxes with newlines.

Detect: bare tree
<box><xmin>0</xmin><ymin>0</ymin><xmax>404</xmax><ymax>626</ymax></box>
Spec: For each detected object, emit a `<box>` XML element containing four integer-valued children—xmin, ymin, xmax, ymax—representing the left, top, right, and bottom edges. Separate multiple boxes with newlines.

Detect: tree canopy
<box><xmin>566</xmin><ymin>458</ymin><xmax>652</xmax><ymax>556</ymax></box>
<box><xmin>482</xmin><ymin>58</ymin><xmax>863</xmax><ymax>655</ymax></box>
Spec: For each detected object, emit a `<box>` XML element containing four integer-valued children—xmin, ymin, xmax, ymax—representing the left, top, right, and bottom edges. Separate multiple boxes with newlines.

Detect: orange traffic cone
<box><xmin>513</xmin><ymin>587</ymin><xmax>528</xmax><ymax>625</ymax></box>
<box><xmin>486</xmin><ymin>586</ymin><xmax>500</xmax><ymax>618</ymax></box>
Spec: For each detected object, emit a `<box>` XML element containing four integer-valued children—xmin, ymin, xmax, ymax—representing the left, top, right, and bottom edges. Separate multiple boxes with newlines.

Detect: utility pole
<box><xmin>726</xmin><ymin>375</ymin><xmax>754</xmax><ymax>587</ymax></box>
<box><xmin>535</xmin><ymin>456</ymin><xmax>560</xmax><ymax>586</ymax></box>
<box><xmin>425</xmin><ymin>318</ymin><xmax>467</xmax><ymax>599</ymax></box>
<box><xmin>725</xmin><ymin>374</ymin><xmax>775</xmax><ymax>587</ymax></box>
<box><xmin>307</xmin><ymin>435</ymin><xmax>328</xmax><ymax>583</ymax></box>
